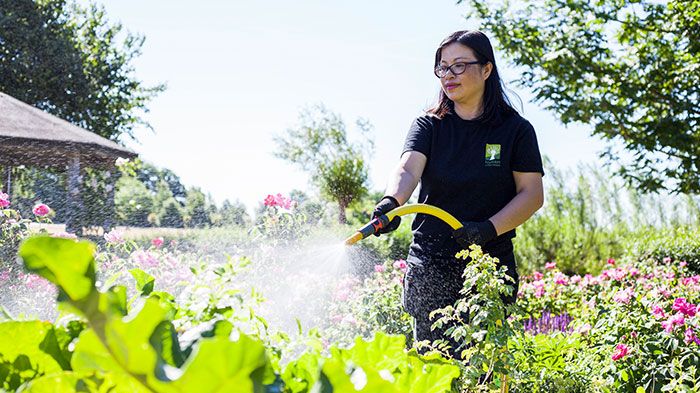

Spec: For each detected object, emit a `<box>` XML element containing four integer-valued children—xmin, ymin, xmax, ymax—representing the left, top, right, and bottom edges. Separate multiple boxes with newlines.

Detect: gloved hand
<box><xmin>372</xmin><ymin>196</ymin><xmax>401</xmax><ymax>236</ymax></box>
<box><xmin>452</xmin><ymin>220</ymin><xmax>497</xmax><ymax>249</ymax></box>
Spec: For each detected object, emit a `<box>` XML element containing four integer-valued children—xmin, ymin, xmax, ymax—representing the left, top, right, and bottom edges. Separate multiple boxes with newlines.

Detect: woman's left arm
<box><xmin>489</xmin><ymin>171</ymin><xmax>544</xmax><ymax>236</ymax></box>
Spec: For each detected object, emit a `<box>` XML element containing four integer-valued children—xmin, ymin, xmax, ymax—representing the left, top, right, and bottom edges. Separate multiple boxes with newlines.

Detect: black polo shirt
<box><xmin>402</xmin><ymin>110</ymin><xmax>544</xmax><ymax>261</ymax></box>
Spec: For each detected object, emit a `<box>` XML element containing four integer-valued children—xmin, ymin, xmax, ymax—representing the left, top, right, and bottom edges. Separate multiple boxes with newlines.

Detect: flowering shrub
<box><xmin>252</xmin><ymin>194</ymin><xmax>308</xmax><ymax>245</ymax></box>
<box><xmin>515</xmin><ymin>255</ymin><xmax>700</xmax><ymax>391</ymax></box>
<box><xmin>323</xmin><ymin>259</ymin><xmax>412</xmax><ymax>346</ymax></box>
<box><xmin>0</xmin><ymin>196</ymin><xmax>51</xmax><ymax>263</ymax></box>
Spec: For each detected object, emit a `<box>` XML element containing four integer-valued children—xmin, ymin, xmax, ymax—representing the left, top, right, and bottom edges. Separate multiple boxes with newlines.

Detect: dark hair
<box><xmin>427</xmin><ymin>30</ymin><xmax>520</xmax><ymax>125</ymax></box>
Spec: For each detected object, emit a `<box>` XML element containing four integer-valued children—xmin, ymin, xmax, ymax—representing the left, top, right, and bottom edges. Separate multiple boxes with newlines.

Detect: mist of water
<box><xmin>0</xmin><ymin>227</ymin><xmax>384</xmax><ymax>346</ymax></box>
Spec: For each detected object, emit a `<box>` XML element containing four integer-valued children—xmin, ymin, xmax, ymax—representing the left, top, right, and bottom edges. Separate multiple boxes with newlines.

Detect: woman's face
<box><xmin>437</xmin><ymin>42</ymin><xmax>492</xmax><ymax>106</ymax></box>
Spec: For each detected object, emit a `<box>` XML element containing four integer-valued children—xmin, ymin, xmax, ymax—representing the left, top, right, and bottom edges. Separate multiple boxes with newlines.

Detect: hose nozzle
<box><xmin>344</xmin><ymin>215</ymin><xmax>390</xmax><ymax>245</ymax></box>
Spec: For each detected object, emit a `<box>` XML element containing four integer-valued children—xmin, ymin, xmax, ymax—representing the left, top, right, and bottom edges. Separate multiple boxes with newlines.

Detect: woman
<box><xmin>373</xmin><ymin>30</ymin><xmax>545</xmax><ymax>355</ymax></box>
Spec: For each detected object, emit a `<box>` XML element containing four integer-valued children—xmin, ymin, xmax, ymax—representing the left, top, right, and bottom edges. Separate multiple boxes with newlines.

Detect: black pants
<box><xmin>403</xmin><ymin>246</ymin><xmax>519</xmax><ymax>358</ymax></box>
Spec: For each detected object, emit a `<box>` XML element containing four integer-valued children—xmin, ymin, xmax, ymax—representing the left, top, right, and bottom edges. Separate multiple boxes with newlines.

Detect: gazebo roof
<box><xmin>0</xmin><ymin>91</ymin><xmax>137</xmax><ymax>169</ymax></box>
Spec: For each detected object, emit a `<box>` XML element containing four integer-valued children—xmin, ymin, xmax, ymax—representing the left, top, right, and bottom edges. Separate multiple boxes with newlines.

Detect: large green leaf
<box><xmin>70</xmin><ymin>329</ymin><xmax>152</xmax><ymax>393</ymax></box>
<box><xmin>19</xmin><ymin>236</ymin><xmax>96</xmax><ymax>301</ymax></box>
<box><xmin>169</xmin><ymin>333</ymin><xmax>271</xmax><ymax>392</ymax></box>
<box><xmin>129</xmin><ymin>268</ymin><xmax>155</xmax><ymax>296</ymax></box>
<box><xmin>402</xmin><ymin>353</ymin><xmax>460</xmax><ymax>393</ymax></box>
<box><xmin>17</xmin><ymin>371</ymin><xmax>118</xmax><ymax>392</ymax></box>
<box><xmin>319</xmin><ymin>333</ymin><xmax>459</xmax><ymax>393</ymax></box>
<box><xmin>281</xmin><ymin>351</ymin><xmax>321</xmax><ymax>393</ymax></box>
<box><xmin>0</xmin><ymin>321</ymin><xmax>66</xmax><ymax>391</ymax></box>
<box><xmin>338</xmin><ymin>334</ymin><xmax>408</xmax><ymax>372</ymax></box>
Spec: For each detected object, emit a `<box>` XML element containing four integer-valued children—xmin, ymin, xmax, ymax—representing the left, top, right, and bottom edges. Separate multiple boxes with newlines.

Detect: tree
<box><xmin>114</xmin><ymin>176</ymin><xmax>153</xmax><ymax>227</ymax></box>
<box><xmin>183</xmin><ymin>187</ymin><xmax>210</xmax><ymax>228</ymax></box>
<box><xmin>218</xmin><ymin>199</ymin><xmax>250</xmax><ymax>227</ymax></box>
<box><xmin>159</xmin><ymin>198</ymin><xmax>184</xmax><ymax>228</ymax></box>
<box><xmin>0</xmin><ymin>0</ymin><xmax>164</xmax><ymax>141</ymax></box>
<box><xmin>462</xmin><ymin>0</ymin><xmax>700</xmax><ymax>193</ymax></box>
<box><xmin>274</xmin><ymin>105</ymin><xmax>373</xmax><ymax>223</ymax></box>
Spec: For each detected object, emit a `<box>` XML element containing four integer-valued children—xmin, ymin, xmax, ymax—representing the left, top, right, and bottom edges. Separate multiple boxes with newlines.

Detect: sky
<box><xmin>83</xmin><ymin>0</ymin><xmax>608</xmax><ymax>213</ymax></box>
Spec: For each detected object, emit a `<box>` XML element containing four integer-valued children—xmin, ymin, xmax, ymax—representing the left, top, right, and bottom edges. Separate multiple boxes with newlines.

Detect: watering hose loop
<box><xmin>344</xmin><ymin>203</ymin><xmax>463</xmax><ymax>245</ymax></box>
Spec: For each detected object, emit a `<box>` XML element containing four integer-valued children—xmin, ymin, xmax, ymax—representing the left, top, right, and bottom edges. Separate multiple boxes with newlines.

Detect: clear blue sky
<box><xmin>85</xmin><ymin>0</ymin><xmax>607</xmax><ymax>212</ymax></box>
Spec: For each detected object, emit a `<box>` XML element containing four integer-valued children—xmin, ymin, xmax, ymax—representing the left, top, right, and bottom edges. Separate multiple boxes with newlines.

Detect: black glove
<box><xmin>372</xmin><ymin>196</ymin><xmax>401</xmax><ymax>236</ymax></box>
<box><xmin>452</xmin><ymin>220</ymin><xmax>497</xmax><ymax>249</ymax></box>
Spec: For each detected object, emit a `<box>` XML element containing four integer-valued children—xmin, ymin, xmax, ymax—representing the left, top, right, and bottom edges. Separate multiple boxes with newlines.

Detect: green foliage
<box><xmin>16</xmin><ymin>236</ymin><xmax>277</xmax><ymax>392</ymax></box>
<box><xmin>158</xmin><ymin>198</ymin><xmax>185</xmax><ymax>228</ymax></box>
<box><xmin>624</xmin><ymin>227</ymin><xmax>700</xmax><ymax>274</ymax></box>
<box><xmin>509</xmin><ymin>333</ymin><xmax>590</xmax><ymax>392</ymax></box>
<box><xmin>274</xmin><ymin>105</ymin><xmax>373</xmax><ymax>223</ymax></box>
<box><xmin>515</xmin><ymin>158</ymin><xmax>700</xmax><ymax>275</ymax></box>
<box><xmin>283</xmin><ymin>333</ymin><xmax>461</xmax><ymax>393</ymax></box>
<box><xmin>114</xmin><ymin>176</ymin><xmax>154</xmax><ymax>227</ymax></box>
<box><xmin>183</xmin><ymin>188</ymin><xmax>210</xmax><ymax>228</ymax></box>
<box><xmin>462</xmin><ymin>0</ymin><xmax>700</xmax><ymax>193</ymax></box>
<box><xmin>217</xmin><ymin>199</ymin><xmax>250</xmax><ymax>227</ymax></box>
<box><xmin>0</xmin><ymin>321</ymin><xmax>67</xmax><ymax>391</ymax></box>
<box><xmin>323</xmin><ymin>264</ymin><xmax>413</xmax><ymax>347</ymax></box>
<box><xmin>428</xmin><ymin>245</ymin><xmax>518</xmax><ymax>390</ymax></box>
<box><xmin>0</xmin><ymin>207</ymin><xmax>30</xmax><ymax>263</ymax></box>
<box><xmin>0</xmin><ymin>0</ymin><xmax>164</xmax><ymax>142</ymax></box>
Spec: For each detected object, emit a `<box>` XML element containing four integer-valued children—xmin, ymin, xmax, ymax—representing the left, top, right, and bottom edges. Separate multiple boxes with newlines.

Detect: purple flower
<box><xmin>523</xmin><ymin>310</ymin><xmax>573</xmax><ymax>335</ymax></box>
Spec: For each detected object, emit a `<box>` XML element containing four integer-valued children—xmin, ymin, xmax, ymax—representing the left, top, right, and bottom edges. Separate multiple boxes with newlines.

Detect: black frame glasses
<box><xmin>434</xmin><ymin>61</ymin><xmax>482</xmax><ymax>78</ymax></box>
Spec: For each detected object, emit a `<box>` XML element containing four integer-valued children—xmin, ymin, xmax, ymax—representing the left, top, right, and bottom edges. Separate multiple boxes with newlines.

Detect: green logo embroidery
<box><xmin>485</xmin><ymin>144</ymin><xmax>501</xmax><ymax>167</ymax></box>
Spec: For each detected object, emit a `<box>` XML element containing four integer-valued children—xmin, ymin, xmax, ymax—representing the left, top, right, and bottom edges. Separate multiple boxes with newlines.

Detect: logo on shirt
<box><xmin>485</xmin><ymin>144</ymin><xmax>501</xmax><ymax>167</ymax></box>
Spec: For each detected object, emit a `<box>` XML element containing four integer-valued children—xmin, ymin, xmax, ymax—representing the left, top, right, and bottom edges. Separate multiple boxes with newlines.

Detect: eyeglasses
<box><xmin>434</xmin><ymin>61</ymin><xmax>482</xmax><ymax>78</ymax></box>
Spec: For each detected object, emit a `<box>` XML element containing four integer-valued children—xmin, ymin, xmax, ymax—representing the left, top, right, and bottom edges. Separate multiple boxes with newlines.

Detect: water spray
<box><xmin>344</xmin><ymin>203</ymin><xmax>463</xmax><ymax>245</ymax></box>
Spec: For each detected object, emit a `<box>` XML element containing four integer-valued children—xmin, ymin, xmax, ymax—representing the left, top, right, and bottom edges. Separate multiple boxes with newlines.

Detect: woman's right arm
<box><xmin>383</xmin><ymin>151</ymin><xmax>427</xmax><ymax>205</ymax></box>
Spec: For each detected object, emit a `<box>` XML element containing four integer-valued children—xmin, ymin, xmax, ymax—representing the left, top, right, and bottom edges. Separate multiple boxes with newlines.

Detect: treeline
<box><xmin>1</xmin><ymin>160</ymin><xmax>250</xmax><ymax>229</ymax></box>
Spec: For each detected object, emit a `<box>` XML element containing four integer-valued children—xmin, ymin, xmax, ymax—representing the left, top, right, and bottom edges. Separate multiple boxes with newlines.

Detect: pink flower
<box><xmin>533</xmin><ymin>281</ymin><xmax>545</xmax><ymax>298</ymax></box>
<box><xmin>132</xmin><ymin>250</ymin><xmax>159</xmax><ymax>268</ymax></box>
<box><xmin>575</xmin><ymin>323</ymin><xmax>592</xmax><ymax>335</ymax></box>
<box><xmin>679</xmin><ymin>261</ymin><xmax>688</xmax><ymax>268</ymax></box>
<box><xmin>630</xmin><ymin>331</ymin><xmax>638</xmax><ymax>339</ymax></box>
<box><xmin>330</xmin><ymin>314</ymin><xmax>343</xmax><ymax>324</ymax></box>
<box><xmin>545</xmin><ymin>262</ymin><xmax>556</xmax><ymax>270</ymax></box>
<box><xmin>610</xmin><ymin>268</ymin><xmax>626</xmax><ymax>281</ymax></box>
<box><xmin>662</xmin><ymin>313</ymin><xmax>686</xmax><ymax>333</ymax></box>
<box><xmin>684</xmin><ymin>328</ymin><xmax>700</xmax><ymax>345</ymax></box>
<box><xmin>32</xmin><ymin>203</ymin><xmax>50</xmax><ymax>216</ymax></box>
<box><xmin>607</xmin><ymin>258</ymin><xmax>616</xmax><ymax>266</ymax></box>
<box><xmin>611</xmin><ymin>344</ymin><xmax>629</xmax><ymax>361</ymax></box>
<box><xmin>374</xmin><ymin>265</ymin><xmax>385</xmax><ymax>273</ymax></box>
<box><xmin>651</xmin><ymin>305</ymin><xmax>667</xmax><ymax>319</ymax></box>
<box><xmin>570</xmin><ymin>275</ymin><xmax>581</xmax><ymax>284</ymax></box>
<box><xmin>392</xmin><ymin>259</ymin><xmax>407</xmax><ymax>271</ymax></box>
<box><xmin>341</xmin><ymin>314</ymin><xmax>357</xmax><ymax>326</ymax></box>
<box><xmin>104</xmin><ymin>229</ymin><xmax>125</xmax><ymax>244</ymax></box>
<box><xmin>0</xmin><ymin>191</ymin><xmax>9</xmax><ymax>208</ymax></box>
<box><xmin>25</xmin><ymin>274</ymin><xmax>53</xmax><ymax>291</ymax></box>
<box><xmin>263</xmin><ymin>194</ymin><xmax>276</xmax><ymax>207</ymax></box>
<box><xmin>334</xmin><ymin>288</ymin><xmax>352</xmax><ymax>302</ymax></box>
<box><xmin>672</xmin><ymin>298</ymin><xmax>697</xmax><ymax>317</ymax></box>
<box><xmin>663</xmin><ymin>256</ymin><xmax>672</xmax><ymax>264</ymax></box>
<box><xmin>554</xmin><ymin>272</ymin><xmax>569</xmax><ymax>285</ymax></box>
<box><xmin>532</xmin><ymin>271</ymin><xmax>543</xmax><ymax>280</ymax></box>
<box><xmin>0</xmin><ymin>270</ymin><xmax>10</xmax><ymax>282</ymax></box>
<box><xmin>613</xmin><ymin>288</ymin><xmax>633</xmax><ymax>304</ymax></box>
<box><xmin>263</xmin><ymin>193</ymin><xmax>294</xmax><ymax>210</ymax></box>
<box><xmin>151</xmin><ymin>237</ymin><xmax>164</xmax><ymax>248</ymax></box>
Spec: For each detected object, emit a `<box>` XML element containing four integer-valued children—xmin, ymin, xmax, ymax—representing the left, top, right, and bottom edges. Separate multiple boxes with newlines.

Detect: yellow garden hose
<box><xmin>344</xmin><ymin>203</ymin><xmax>462</xmax><ymax>245</ymax></box>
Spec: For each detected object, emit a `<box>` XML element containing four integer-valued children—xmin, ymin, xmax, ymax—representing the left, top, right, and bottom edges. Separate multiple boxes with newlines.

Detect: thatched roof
<box><xmin>0</xmin><ymin>91</ymin><xmax>137</xmax><ymax>169</ymax></box>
